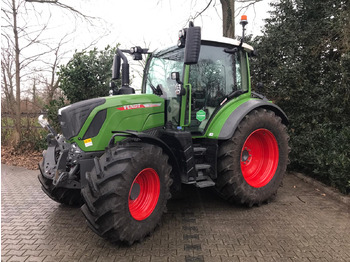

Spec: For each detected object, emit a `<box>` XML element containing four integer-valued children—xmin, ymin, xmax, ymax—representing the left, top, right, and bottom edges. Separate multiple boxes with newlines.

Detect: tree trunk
<box><xmin>220</xmin><ymin>0</ymin><xmax>235</xmax><ymax>38</ymax></box>
<box><xmin>12</xmin><ymin>0</ymin><xmax>21</xmax><ymax>145</ymax></box>
<box><xmin>33</xmin><ymin>80</ymin><xmax>36</xmax><ymax>105</ymax></box>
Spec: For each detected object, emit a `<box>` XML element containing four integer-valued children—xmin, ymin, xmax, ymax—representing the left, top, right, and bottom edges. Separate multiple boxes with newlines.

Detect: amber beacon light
<box><xmin>240</xmin><ymin>15</ymin><xmax>248</xmax><ymax>42</ymax></box>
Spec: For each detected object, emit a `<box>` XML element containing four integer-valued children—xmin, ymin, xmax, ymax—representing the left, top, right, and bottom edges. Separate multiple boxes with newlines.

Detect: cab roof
<box><xmin>202</xmin><ymin>36</ymin><xmax>254</xmax><ymax>52</ymax></box>
<box><xmin>153</xmin><ymin>37</ymin><xmax>254</xmax><ymax>57</ymax></box>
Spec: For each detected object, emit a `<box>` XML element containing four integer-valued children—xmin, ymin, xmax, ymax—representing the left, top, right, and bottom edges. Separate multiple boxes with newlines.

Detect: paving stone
<box><xmin>23</xmin><ymin>250</ymin><xmax>43</xmax><ymax>257</ymax></box>
<box><xmin>192</xmin><ymin>249</ymin><xmax>211</xmax><ymax>257</ymax></box>
<box><xmin>25</xmin><ymin>256</ymin><xmax>46</xmax><ymax>262</ymax></box>
<box><xmin>77</xmin><ymin>256</ymin><xmax>98</xmax><ymax>262</ymax></box>
<box><xmin>185</xmin><ymin>255</ymin><xmax>205</xmax><ymax>262</ymax></box>
<box><xmin>210</xmin><ymin>249</ymin><xmax>228</xmax><ymax>257</ymax></box>
<box><xmin>95</xmin><ymin>256</ymin><xmax>116</xmax><ymax>262</ymax></box>
<box><xmin>256</xmin><ymin>257</ymin><xmax>276</xmax><ymax>262</ymax></box>
<box><xmin>7</xmin><ymin>256</ymin><xmax>29</xmax><ymax>262</ymax></box>
<box><xmin>238</xmin><ymin>256</ymin><xmax>259</xmax><ymax>262</ymax></box>
<box><xmin>5</xmin><ymin>249</ymin><xmax>26</xmax><ymax>256</ymax></box>
<box><xmin>221</xmin><ymin>256</ymin><xmax>240</xmax><ymax>262</ymax></box>
<box><xmin>132</xmin><ymin>256</ymin><xmax>151</xmax><ymax>262</ymax></box>
<box><xmin>2</xmin><ymin>165</ymin><xmax>350</xmax><ymax>262</ymax></box>
<box><xmin>2</xmin><ymin>239</ymin><xmax>21</xmax><ymax>245</ymax></box>
<box><xmin>150</xmin><ymin>256</ymin><xmax>170</xmax><ymax>262</ymax></box>
<box><xmin>1</xmin><ymin>256</ymin><xmax>12</xmax><ymax>262</ymax></box>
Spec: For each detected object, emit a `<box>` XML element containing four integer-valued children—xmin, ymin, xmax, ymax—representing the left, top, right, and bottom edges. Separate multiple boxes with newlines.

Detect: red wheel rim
<box><xmin>128</xmin><ymin>168</ymin><xmax>160</xmax><ymax>221</ymax></box>
<box><xmin>240</xmin><ymin>128</ymin><xmax>279</xmax><ymax>188</ymax></box>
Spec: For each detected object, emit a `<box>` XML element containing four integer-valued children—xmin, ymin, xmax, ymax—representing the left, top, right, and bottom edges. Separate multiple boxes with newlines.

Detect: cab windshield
<box><xmin>145</xmin><ymin>47</ymin><xmax>184</xmax><ymax>99</ymax></box>
<box><xmin>144</xmin><ymin>47</ymin><xmax>184</xmax><ymax>125</ymax></box>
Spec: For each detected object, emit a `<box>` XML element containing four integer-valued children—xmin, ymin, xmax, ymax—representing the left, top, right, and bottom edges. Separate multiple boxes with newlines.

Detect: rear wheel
<box><xmin>81</xmin><ymin>143</ymin><xmax>172</xmax><ymax>244</ymax></box>
<box><xmin>216</xmin><ymin>108</ymin><xmax>289</xmax><ymax>206</ymax></box>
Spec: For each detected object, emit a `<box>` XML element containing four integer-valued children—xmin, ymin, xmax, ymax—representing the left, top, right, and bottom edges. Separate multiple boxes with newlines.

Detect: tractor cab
<box><xmin>142</xmin><ymin>37</ymin><xmax>254</xmax><ymax>135</ymax></box>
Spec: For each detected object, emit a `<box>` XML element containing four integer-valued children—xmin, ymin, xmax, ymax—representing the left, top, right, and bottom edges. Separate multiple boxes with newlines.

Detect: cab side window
<box><xmin>188</xmin><ymin>45</ymin><xmax>246</xmax><ymax>133</ymax></box>
<box><xmin>189</xmin><ymin>45</ymin><xmax>242</xmax><ymax>108</ymax></box>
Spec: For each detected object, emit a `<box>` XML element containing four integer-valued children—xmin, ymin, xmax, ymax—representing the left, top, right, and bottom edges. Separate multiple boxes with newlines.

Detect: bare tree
<box><xmin>25</xmin><ymin>0</ymin><xmax>96</xmax><ymax>23</ymax></box>
<box><xmin>1</xmin><ymin>0</ymin><xmax>39</xmax><ymax>144</ymax></box>
<box><xmin>1</xmin><ymin>0</ymin><xmax>100</xmax><ymax>146</ymax></box>
<box><xmin>2</xmin><ymin>0</ymin><xmax>56</xmax><ymax>143</ymax></box>
<box><xmin>186</xmin><ymin>0</ymin><xmax>262</xmax><ymax>38</ymax></box>
<box><xmin>34</xmin><ymin>34</ymin><xmax>71</xmax><ymax>102</ymax></box>
<box><xmin>1</xmin><ymin>47</ymin><xmax>16</xmax><ymax>116</ymax></box>
<box><xmin>220</xmin><ymin>0</ymin><xmax>235</xmax><ymax>38</ymax></box>
<box><xmin>222</xmin><ymin>0</ymin><xmax>263</xmax><ymax>38</ymax></box>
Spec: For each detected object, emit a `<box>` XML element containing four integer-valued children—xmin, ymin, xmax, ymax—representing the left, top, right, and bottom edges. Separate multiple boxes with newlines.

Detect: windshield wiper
<box><xmin>227</xmin><ymin>89</ymin><xmax>245</xmax><ymax>100</ymax></box>
<box><xmin>148</xmin><ymin>78</ymin><xmax>157</xmax><ymax>94</ymax></box>
<box><xmin>148</xmin><ymin>78</ymin><xmax>163</xmax><ymax>96</ymax></box>
<box><xmin>220</xmin><ymin>89</ymin><xmax>246</xmax><ymax>106</ymax></box>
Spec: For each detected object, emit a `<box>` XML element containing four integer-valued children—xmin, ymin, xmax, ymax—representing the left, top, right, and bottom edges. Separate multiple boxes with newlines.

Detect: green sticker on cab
<box><xmin>196</xmin><ymin>110</ymin><xmax>206</xmax><ymax>122</ymax></box>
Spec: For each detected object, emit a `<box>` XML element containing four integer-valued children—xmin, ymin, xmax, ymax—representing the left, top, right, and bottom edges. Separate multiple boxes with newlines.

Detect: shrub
<box><xmin>250</xmin><ymin>0</ymin><xmax>350</xmax><ymax>194</ymax></box>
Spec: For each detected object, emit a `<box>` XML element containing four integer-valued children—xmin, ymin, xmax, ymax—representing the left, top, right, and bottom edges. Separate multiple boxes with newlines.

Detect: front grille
<box><xmin>59</xmin><ymin>98</ymin><xmax>106</xmax><ymax>139</ymax></box>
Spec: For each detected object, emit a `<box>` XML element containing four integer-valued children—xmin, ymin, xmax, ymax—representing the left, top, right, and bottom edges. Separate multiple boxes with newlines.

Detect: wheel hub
<box><xmin>128</xmin><ymin>168</ymin><xmax>160</xmax><ymax>221</ymax></box>
<box><xmin>129</xmin><ymin>183</ymin><xmax>141</xmax><ymax>200</ymax></box>
<box><xmin>241</xmin><ymin>149</ymin><xmax>250</xmax><ymax>162</ymax></box>
<box><xmin>240</xmin><ymin>128</ymin><xmax>279</xmax><ymax>188</ymax></box>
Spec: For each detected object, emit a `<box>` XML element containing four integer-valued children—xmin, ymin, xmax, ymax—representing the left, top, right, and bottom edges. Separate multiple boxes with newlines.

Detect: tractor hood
<box><xmin>59</xmin><ymin>94</ymin><xmax>165</xmax><ymax>152</ymax></box>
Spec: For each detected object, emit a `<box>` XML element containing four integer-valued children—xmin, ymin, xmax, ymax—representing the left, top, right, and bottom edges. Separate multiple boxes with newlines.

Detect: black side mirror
<box><xmin>171</xmin><ymin>72</ymin><xmax>182</xmax><ymax>84</ymax></box>
<box><xmin>171</xmin><ymin>72</ymin><xmax>185</xmax><ymax>96</ymax></box>
<box><xmin>184</xmin><ymin>26</ymin><xmax>201</xmax><ymax>65</ymax></box>
<box><xmin>249</xmin><ymin>50</ymin><xmax>258</xmax><ymax>57</ymax></box>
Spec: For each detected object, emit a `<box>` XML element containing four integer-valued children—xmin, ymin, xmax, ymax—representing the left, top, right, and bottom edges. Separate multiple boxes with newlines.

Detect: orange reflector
<box><xmin>241</xmin><ymin>15</ymin><xmax>247</xmax><ymax>21</ymax></box>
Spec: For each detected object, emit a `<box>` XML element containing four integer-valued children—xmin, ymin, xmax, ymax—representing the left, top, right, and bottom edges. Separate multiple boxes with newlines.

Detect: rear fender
<box><xmin>218</xmin><ymin>99</ymin><xmax>289</xmax><ymax>140</ymax></box>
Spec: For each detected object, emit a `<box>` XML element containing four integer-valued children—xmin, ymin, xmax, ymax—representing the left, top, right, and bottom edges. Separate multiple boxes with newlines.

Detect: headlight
<box><xmin>38</xmin><ymin>115</ymin><xmax>49</xmax><ymax>128</ymax></box>
<box><xmin>178</xmin><ymin>29</ymin><xmax>186</xmax><ymax>38</ymax></box>
<box><xmin>71</xmin><ymin>143</ymin><xmax>82</xmax><ymax>154</ymax></box>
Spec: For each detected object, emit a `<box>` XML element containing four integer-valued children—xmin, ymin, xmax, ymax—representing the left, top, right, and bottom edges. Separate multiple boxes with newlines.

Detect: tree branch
<box><xmin>235</xmin><ymin>0</ymin><xmax>262</xmax><ymax>18</ymax></box>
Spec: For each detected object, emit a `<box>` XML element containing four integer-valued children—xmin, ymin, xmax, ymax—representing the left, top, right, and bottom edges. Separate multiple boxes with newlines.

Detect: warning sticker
<box><xmin>84</xmin><ymin>138</ymin><xmax>93</xmax><ymax>147</ymax></box>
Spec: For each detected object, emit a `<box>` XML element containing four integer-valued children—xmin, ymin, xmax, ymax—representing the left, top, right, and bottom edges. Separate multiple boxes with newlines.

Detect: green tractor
<box><xmin>38</xmin><ymin>18</ymin><xmax>289</xmax><ymax>244</ymax></box>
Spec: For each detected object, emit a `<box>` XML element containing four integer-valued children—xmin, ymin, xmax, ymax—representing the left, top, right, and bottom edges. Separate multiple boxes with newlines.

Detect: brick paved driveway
<box><xmin>2</xmin><ymin>164</ymin><xmax>350</xmax><ymax>262</ymax></box>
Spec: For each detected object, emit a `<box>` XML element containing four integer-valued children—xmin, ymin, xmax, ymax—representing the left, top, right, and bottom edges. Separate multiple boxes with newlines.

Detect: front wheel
<box><xmin>216</xmin><ymin>108</ymin><xmax>289</xmax><ymax>206</ymax></box>
<box><xmin>38</xmin><ymin>172</ymin><xmax>83</xmax><ymax>206</ymax></box>
<box><xmin>81</xmin><ymin>143</ymin><xmax>172</xmax><ymax>244</ymax></box>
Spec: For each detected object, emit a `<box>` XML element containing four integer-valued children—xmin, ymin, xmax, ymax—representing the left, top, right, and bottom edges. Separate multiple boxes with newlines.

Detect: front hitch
<box><xmin>39</xmin><ymin>132</ymin><xmax>80</xmax><ymax>190</ymax></box>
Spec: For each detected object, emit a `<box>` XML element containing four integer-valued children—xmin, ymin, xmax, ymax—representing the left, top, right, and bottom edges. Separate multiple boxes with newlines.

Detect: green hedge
<box><xmin>249</xmin><ymin>0</ymin><xmax>350</xmax><ymax>194</ymax></box>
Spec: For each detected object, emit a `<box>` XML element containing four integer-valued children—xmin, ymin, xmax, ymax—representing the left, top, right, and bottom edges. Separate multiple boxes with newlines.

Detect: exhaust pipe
<box><xmin>111</xmin><ymin>48</ymin><xmax>135</xmax><ymax>95</ymax></box>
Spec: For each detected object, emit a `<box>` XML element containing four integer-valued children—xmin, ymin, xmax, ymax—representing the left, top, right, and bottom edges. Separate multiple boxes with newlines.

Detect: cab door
<box><xmin>182</xmin><ymin>44</ymin><xmax>249</xmax><ymax>134</ymax></box>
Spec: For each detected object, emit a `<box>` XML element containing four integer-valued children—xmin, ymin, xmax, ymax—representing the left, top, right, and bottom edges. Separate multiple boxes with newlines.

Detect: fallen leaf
<box><xmin>1</xmin><ymin>146</ymin><xmax>42</xmax><ymax>170</ymax></box>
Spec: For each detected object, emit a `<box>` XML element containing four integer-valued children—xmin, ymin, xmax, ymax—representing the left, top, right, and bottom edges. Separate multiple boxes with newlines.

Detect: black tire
<box><xmin>216</xmin><ymin>108</ymin><xmax>289</xmax><ymax>206</ymax></box>
<box><xmin>38</xmin><ymin>172</ymin><xmax>83</xmax><ymax>206</ymax></box>
<box><xmin>81</xmin><ymin>143</ymin><xmax>172</xmax><ymax>244</ymax></box>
